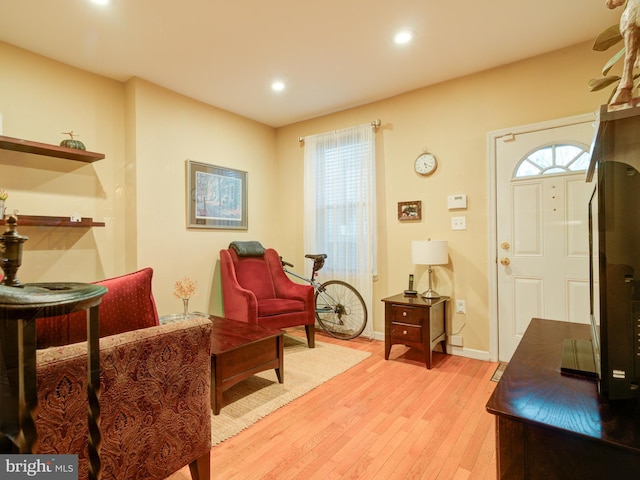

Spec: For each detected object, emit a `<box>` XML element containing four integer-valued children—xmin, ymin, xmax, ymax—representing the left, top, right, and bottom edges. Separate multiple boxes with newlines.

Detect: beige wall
<box><xmin>0</xmin><ymin>39</ymin><xmax>615</xmax><ymax>357</ymax></box>
<box><xmin>0</xmin><ymin>42</ymin><xmax>127</xmax><ymax>283</ymax></box>
<box><xmin>0</xmin><ymin>42</ymin><xmax>279</xmax><ymax>318</ymax></box>
<box><xmin>277</xmin><ymin>41</ymin><xmax>613</xmax><ymax>356</ymax></box>
<box><xmin>127</xmin><ymin>78</ymin><xmax>279</xmax><ymax>316</ymax></box>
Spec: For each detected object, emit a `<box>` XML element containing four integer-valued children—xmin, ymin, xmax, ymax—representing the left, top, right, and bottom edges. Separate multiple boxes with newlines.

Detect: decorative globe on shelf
<box><xmin>60</xmin><ymin>131</ymin><xmax>86</xmax><ymax>151</ymax></box>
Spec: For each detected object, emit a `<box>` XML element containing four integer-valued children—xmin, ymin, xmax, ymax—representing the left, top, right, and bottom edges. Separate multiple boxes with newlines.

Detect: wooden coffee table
<box><xmin>210</xmin><ymin>316</ymin><xmax>284</xmax><ymax>415</ymax></box>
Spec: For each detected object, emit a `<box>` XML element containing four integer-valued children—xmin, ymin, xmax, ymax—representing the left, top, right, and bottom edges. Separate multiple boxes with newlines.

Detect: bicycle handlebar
<box><xmin>280</xmin><ymin>258</ymin><xmax>294</xmax><ymax>268</ymax></box>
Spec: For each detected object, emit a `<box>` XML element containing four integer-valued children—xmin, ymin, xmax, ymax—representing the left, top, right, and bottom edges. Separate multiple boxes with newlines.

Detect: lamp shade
<box><xmin>412</xmin><ymin>240</ymin><xmax>448</xmax><ymax>266</ymax></box>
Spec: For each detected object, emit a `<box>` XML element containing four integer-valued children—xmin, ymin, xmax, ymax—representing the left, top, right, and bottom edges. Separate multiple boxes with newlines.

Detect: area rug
<box><xmin>211</xmin><ymin>334</ymin><xmax>371</xmax><ymax>445</ymax></box>
<box><xmin>491</xmin><ymin>362</ymin><xmax>508</xmax><ymax>382</ymax></box>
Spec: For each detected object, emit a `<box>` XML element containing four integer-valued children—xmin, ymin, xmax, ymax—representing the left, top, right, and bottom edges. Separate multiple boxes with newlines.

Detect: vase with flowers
<box><xmin>173</xmin><ymin>276</ymin><xmax>197</xmax><ymax>318</ymax></box>
<box><xmin>0</xmin><ymin>189</ymin><xmax>7</xmax><ymax>219</ymax></box>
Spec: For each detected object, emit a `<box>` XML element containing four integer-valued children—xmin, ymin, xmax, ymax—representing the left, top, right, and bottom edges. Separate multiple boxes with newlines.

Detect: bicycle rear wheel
<box><xmin>315</xmin><ymin>280</ymin><xmax>367</xmax><ymax>340</ymax></box>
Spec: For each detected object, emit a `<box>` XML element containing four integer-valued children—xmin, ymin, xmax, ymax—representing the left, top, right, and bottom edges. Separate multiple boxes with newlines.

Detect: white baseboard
<box><xmin>371</xmin><ymin>330</ymin><xmax>490</xmax><ymax>362</ymax></box>
<box><xmin>445</xmin><ymin>345</ymin><xmax>491</xmax><ymax>361</ymax></box>
<box><xmin>372</xmin><ymin>331</ymin><xmax>385</xmax><ymax>342</ymax></box>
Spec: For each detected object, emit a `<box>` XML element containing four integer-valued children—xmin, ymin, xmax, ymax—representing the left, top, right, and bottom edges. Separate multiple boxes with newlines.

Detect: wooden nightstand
<box><xmin>381</xmin><ymin>293</ymin><xmax>448</xmax><ymax>369</ymax></box>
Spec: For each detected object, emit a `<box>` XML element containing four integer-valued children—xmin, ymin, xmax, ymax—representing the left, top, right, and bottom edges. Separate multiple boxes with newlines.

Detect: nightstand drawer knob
<box><xmin>402</xmin><ymin>312</ymin><xmax>407</xmax><ymax>317</ymax></box>
<box><xmin>403</xmin><ymin>330</ymin><xmax>408</xmax><ymax>335</ymax></box>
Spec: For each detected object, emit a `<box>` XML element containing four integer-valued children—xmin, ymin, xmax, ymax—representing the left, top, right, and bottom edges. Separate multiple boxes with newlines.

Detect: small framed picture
<box><xmin>398</xmin><ymin>201</ymin><xmax>422</xmax><ymax>221</ymax></box>
<box><xmin>186</xmin><ymin>160</ymin><xmax>248</xmax><ymax>229</ymax></box>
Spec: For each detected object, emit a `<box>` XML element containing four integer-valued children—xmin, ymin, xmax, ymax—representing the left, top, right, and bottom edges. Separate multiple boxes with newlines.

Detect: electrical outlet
<box><xmin>455</xmin><ymin>299</ymin><xmax>466</xmax><ymax>314</ymax></box>
<box><xmin>449</xmin><ymin>335</ymin><xmax>463</xmax><ymax>347</ymax></box>
<box><xmin>451</xmin><ymin>216</ymin><xmax>466</xmax><ymax>230</ymax></box>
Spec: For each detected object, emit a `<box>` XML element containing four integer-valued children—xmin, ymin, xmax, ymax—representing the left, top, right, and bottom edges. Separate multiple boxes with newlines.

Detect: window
<box><xmin>514</xmin><ymin>143</ymin><xmax>590</xmax><ymax>178</ymax></box>
<box><xmin>303</xmin><ymin>123</ymin><xmax>376</xmax><ymax>339</ymax></box>
<box><xmin>314</xmin><ymin>140</ymin><xmax>373</xmax><ymax>272</ymax></box>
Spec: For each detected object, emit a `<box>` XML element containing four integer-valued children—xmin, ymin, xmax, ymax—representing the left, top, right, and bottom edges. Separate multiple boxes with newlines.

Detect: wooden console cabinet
<box><xmin>382</xmin><ymin>294</ymin><xmax>447</xmax><ymax>369</ymax></box>
<box><xmin>486</xmin><ymin>318</ymin><xmax>640</xmax><ymax>479</ymax></box>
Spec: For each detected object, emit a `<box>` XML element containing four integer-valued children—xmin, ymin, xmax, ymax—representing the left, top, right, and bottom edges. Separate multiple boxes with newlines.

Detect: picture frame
<box><xmin>186</xmin><ymin>160</ymin><xmax>248</xmax><ymax>229</ymax></box>
<box><xmin>398</xmin><ymin>200</ymin><xmax>422</xmax><ymax>221</ymax></box>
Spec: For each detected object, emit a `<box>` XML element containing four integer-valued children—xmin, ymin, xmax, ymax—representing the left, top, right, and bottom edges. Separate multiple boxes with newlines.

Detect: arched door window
<box><xmin>514</xmin><ymin>143</ymin><xmax>590</xmax><ymax>178</ymax></box>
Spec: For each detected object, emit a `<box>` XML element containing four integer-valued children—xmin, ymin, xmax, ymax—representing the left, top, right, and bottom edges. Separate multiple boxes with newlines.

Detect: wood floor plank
<box><xmin>467</xmin><ymin>422</ymin><xmax>496</xmax><ymax>480</ymax></box>
<box><xmin>165</xmin><ymin>328</ymin><xmax>498</xmax><ymax>480</ymax></box>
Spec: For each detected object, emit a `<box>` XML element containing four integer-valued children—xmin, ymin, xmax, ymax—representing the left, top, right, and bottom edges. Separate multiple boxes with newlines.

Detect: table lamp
<box><xmin>412</xmin><ymin>239</ymin><xmax>448</xmax><ymax>299</ymax></box>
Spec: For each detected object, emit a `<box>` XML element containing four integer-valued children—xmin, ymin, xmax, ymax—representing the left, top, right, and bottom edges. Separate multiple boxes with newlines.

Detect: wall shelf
<box><xmin>0</xmin><ymin>135</ymin><xmax>105</xmax><ymax>163</ymax></box>
<box><xmin>0</xmin><ymin>215</ymin><xmax>105</xmax><ymax>228</ymax></box>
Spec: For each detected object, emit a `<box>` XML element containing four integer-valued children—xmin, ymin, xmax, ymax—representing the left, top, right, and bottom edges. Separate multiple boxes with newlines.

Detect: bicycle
<box><xmin>281</xmin><ymin>254</ymin><xmax>367</xmax><ymax>340</ymax></box>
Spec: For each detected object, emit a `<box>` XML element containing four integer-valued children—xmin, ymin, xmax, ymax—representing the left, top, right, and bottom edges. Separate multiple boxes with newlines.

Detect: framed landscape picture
<box><xmin>187</xmin><ymin>160</ymin><xmax>248</xmax><ymax>229</ymax></box>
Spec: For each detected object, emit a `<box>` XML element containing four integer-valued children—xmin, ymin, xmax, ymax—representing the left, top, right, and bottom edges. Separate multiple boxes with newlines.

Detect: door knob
<box><xmin>501</xmin><ymin>242</ymin><xmax>510</xmax><ymax>250</ymax></box>
<box><xmin>500</xmin><ymin>257</ymin><xmax>510</xmax><ymax>266</ymax></box>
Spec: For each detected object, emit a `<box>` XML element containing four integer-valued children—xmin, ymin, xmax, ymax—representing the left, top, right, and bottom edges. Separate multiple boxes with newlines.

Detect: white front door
<box><xmin>495</xmin><ymin>118</ymin><xmax>595</xmax><ymax>362</ymax></box>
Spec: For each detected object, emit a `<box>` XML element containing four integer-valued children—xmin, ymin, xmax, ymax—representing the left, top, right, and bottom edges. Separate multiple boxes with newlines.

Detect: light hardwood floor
<box><xmin>167</xmin><ymin>328</ymin><xmax>499</xmax><ymax>480</ymax></box>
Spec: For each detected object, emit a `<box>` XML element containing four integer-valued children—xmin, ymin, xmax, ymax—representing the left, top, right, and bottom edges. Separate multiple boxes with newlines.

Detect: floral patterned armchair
<box><xmin>35</xmin><ymin>317</ymin><xmax>212</xmax><ymax>480</ymax></box>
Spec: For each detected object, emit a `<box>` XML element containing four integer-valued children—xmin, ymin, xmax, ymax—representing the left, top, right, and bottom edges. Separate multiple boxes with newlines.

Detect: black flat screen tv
<box><xmin>584</xmin><ymin>105</ymin><xmax>640</xmax><ymax>401</ymax></box>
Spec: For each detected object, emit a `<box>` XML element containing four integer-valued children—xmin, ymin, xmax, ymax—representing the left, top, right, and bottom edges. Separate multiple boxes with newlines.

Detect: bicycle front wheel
<box><xmin>315</xmin><ymin>280</ymin><xmax>367</xmax><ymax>340</ymax></box>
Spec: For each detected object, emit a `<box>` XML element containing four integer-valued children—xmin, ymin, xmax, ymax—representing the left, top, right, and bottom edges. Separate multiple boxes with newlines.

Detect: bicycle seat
<box><xmin>305</xmin><ymin>254</ymin><xmax>327</xmax><ymax>272</ymax></box>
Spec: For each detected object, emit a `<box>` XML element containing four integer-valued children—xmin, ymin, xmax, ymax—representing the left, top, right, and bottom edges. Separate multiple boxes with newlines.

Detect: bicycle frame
<box><xmin>282</xmin><ymin>266</ymin><xmax>318</xmax><ymax>288</ymax></box>
<box><xmin>282</xmin><ymin>257</ymin><xmax>367</xmax><ymax>340</ymax></box>
<box><xmin>281</xmin><ymin>265</ymin><xmax>338</xmax><ymax>312</ymax></box>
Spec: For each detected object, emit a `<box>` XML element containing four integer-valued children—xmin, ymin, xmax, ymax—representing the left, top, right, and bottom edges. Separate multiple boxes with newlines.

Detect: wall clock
<box><xmin>414</xmin><ymin>152</ymin><xmax>437</xmax><ymax>176</ymax></box>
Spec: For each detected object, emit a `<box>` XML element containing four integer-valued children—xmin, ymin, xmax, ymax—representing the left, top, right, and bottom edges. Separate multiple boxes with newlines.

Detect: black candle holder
<box><xmin>0</xmin><ymin>215</ymin><xmax>28</xmax><ymax>287</ymax></box>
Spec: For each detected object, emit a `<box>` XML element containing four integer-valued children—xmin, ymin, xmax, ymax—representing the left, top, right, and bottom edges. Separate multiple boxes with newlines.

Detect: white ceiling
<box><xmin>0</xmin><ymin>1</ymin><xmax>621</xmax><ymax>127</ymax></box>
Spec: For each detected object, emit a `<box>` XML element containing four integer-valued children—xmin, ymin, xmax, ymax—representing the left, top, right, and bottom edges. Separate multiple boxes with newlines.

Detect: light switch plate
<box><xmin>71</xmin><ymin>213</ymin><xmax>82</xmax><ymax>222</ymax></box>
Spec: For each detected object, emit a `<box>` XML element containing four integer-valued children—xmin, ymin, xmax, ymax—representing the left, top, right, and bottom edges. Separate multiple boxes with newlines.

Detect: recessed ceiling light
<box><xmin>394</xmin><ymin>30</ymin><xmax>414</xmax><ymax>45</ymax></box>
<box><xmin>91</xmin><ymin>0</ymin><xmax>110</xmax><ymax>5</ymax></box>
<box><xmin>271</xmin><ymin>81</ymin><xmax>286</xmax><ymax>92</ymax></box>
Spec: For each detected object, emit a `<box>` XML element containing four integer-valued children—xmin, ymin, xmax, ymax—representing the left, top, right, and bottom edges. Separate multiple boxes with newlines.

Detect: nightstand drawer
<box><xmin>391</xmin><ymin>323</ymin><xmax>422</xmax><ymax>342</ymax></box>
<box><xmin>390</xmin><ymin>305</ymin><xmax>423</xmax><ymax>325</ymax></box>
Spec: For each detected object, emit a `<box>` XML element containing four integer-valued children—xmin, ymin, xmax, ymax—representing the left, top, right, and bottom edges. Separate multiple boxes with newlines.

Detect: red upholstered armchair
<box><xmin>220</xmin><ymin>241</ymin><xmax>315</xmax><ymax>347</ymax></box>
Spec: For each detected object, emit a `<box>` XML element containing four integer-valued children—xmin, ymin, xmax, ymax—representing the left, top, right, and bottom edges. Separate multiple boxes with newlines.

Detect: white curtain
<box><xmin>303</xmin><ymin>123</ymin><xmax>376</xmax><ymax>339</ymax></box>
